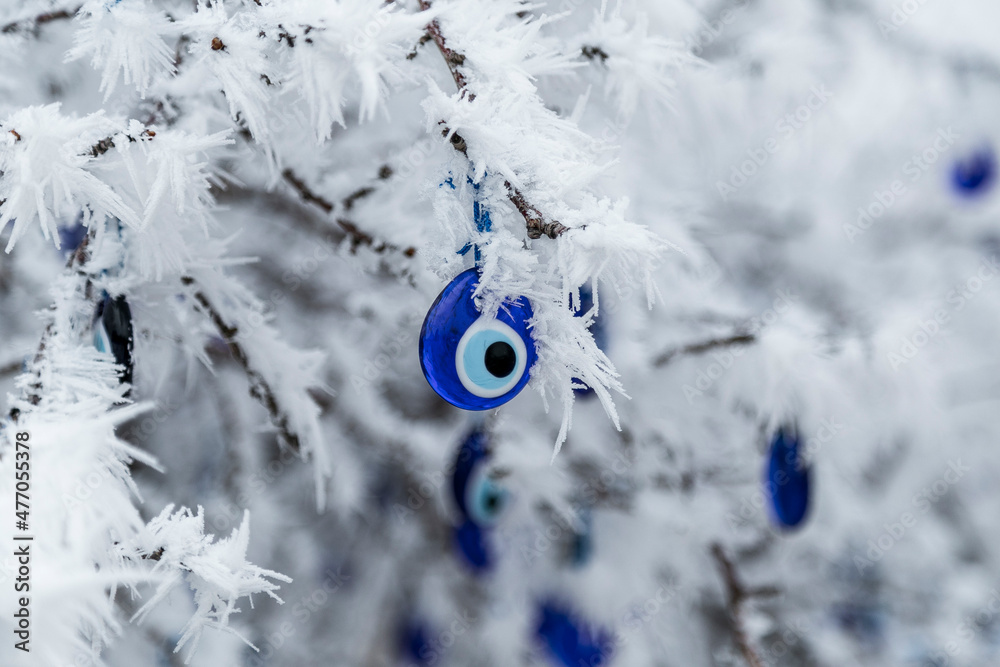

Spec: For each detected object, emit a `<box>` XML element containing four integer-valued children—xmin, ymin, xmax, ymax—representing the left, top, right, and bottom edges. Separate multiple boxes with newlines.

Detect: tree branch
<box><xmin>415</xmin><ymin>0</ymin><xmax>570</xmax><ymax>239</ymax></box>
<box><xmin>180</xmin><ymin>276</ymin><xmax>303</xmax><ymax>454</ymax></box>
<box><xmin>654</xmin><ymin>333</ymin><xmax>756</xmax><ymax>367</ymax></box>
<box><xmin>711</xmin><ymin>543</ymin><xmax>765</xmax><ymax>667</ymax></box>
<box><xmin>1</xmin><ymin>6</ymin><xmax>80</xmax><ymax>35</ymax></box>
<box><xmin>281</xmin><ymin>167</ymin><xmax>416</xmax><ymax>257</ymax></box>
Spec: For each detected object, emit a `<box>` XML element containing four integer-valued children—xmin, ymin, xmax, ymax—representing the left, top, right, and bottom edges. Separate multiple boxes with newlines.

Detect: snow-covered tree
<box><xmin>2</xmin><ymin>0</ymin><xmax>999</xmax><ymax>666</ymax></box>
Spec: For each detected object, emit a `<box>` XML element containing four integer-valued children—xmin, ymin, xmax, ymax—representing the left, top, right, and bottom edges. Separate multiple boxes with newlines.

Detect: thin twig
<box><xmin>711</xmin><ymin>543</ymin><xmax>765</xmax><ymax>667</ymax></box>
<box><xmin>281</xmin><ymin>168</ymin><xmax>416</xmax><ymax>257</ymax></box>
<box><xmin>1</xmin><ymin>6</ymin><xmax>80</xmax><ymax>35</ymax></box>
<box><xmin>653</xmin><ymin>333</ymin><xmax>756</xmax><ymax>367</ymax></box>
<box><xmin>415</xmin><ymin>0</ymin><xmax>570</xmax><ymax>239</ymax></box>
<box><xmin>180</xmin><ymin>276</ymin><xmax>302</xmax><ymax>454</ymax></box>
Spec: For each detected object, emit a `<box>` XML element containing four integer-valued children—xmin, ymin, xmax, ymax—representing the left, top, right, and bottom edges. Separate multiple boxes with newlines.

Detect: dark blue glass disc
<box><xmin>765</xmin><ymin>426</ymin><xmax>811</xmax><ymax>529</ymax></box>
<box><xmin>535</xmin><ymin>599</ymin><xmax>613</xmax><ymax>667</ymax></box>
<box><xmin>419</xmin><ymin>268</ymin><xmax>537</xmax><ymax>410</ymax></box>
<box><xmin>951</xmin><ymin>146</ymin><xmax>996</xmax><ymax>196</ymax></box>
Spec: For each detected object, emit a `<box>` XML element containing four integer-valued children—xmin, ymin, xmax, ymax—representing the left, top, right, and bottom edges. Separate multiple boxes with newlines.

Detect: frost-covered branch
<box><xmin>416</xmin><ymin>0</ymin><xmax>570</xmax><ymax>239</ymax></box>
<box><xmin>120</xmin><ymin>505</ymin><xmax>292</xmax><ymax>662</ymax></box>
<box><xmin>653</xmin><ymin>332</ymin><xmax>756</xmax><ymax>367</ymax></box>
<box><xmin>281</xmin><ymin>166</ymin><xmax>417</xmax><ymax>256</ymax></box>
<box><xmin>711</xmin><ymin>544</ymin><xmax>765</xmax><ymax>667</ymax></box>
<box><xmin>0</xmin><ymin>5</ymin><xmax>79</xmax><ymax>36</ymax></box>
<box><xmin>181</xmin><ymin>276</ymin><xmax>304</xmax><ymax>454</ymax></box>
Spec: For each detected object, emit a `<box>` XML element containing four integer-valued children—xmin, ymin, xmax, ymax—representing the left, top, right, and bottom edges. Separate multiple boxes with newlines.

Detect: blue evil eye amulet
<box><xmin>951</xmin><ymin>145</ymin><xmax>996</xmax><ymax>196</ymax></box>
<box><xmin>764</xmin><ymin>425</ymin><xmax>811</xmax><ymax>529</ymax></box>
<box><xmin>450</xmin><ymin>427</ymin><xmax>509</xmax><ymax>571</ymax></box>
<box><xmin>420</xmin><ymin>268</ymin><xmax>537</xmax><ymax>410</ymax></box>
<box><xmin>535</xmin><ymin>599</ymin><xmax>613</xmax><ymax>667</ymax></box>
<box><xmin>94</xmin><ymin>294</ymin><xmax>134</xmax><ymax>386</ymax></box>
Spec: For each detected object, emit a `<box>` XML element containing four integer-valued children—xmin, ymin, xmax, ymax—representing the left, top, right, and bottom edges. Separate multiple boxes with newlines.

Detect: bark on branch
<box><xmin>415</xmin><ymin>0</ymin><xmax>569</xmax><ymax>240</ymax></box>
<box><xmin>180</xmin><ymin>276</ymin><xmax>302</xmax><ymax>454</ymax></box>
<box><xmin>654</xmin><ymin>333</ymin><xmax>756</xmax><ymax>367</ymax></box>
<box><xmin>1</xmin><ymin>6</ymin><xmax>79</xmax><ymax>35</ymax></box>
<box><xmin>711</xmin><ymin>543</ymin><xmax>765</xmax><ymax>667</ymax></box>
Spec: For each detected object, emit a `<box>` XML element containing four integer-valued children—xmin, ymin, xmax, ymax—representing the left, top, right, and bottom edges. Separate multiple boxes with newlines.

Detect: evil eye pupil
<box><xmin>455</xmin><ymin>316</ymin><xmax>528</xmax><ymax>398</ymax></box>
<box><xmin>485</xmin><ymin>341</ymin><xmax>516</xmax><ymax>378</ymax></box>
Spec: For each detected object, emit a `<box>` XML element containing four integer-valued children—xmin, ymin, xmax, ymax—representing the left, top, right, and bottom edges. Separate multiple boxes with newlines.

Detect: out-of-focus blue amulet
<box><xmin>419</xmin><ymin>268</ymin><xmax>537</xmax><ymax>410</ymax></box>
<box><xmin>951</xmin><ymin>145</ymin><xmax>996</xmax><ymax>196</ymax></box>
<box><xmin>765</xmin><ymin>426</ymin><xmax>811</xmax><ymax>529</ymax></box>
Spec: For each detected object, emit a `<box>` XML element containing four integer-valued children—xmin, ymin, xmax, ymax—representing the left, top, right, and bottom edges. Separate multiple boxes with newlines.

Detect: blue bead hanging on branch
<box><xmin>449</xmin><ymin>426</ymin><xmax>509</xmax><ymax>572</ymax></box>
<box><xmin>94</xmin><ymin>293</ymin><xmax>134</xmax><ymax>388</ymax></box>
<box><xmin>764</xmin><ymin>425</ymin><xmax>811</xmax><ymax>529</ymax></box>
<box><xmin>951</xmin><ymin>145</ymin><xmax>996</xmax><ymax>197</ymax></box>
<box><xmin>534</xmin><ymin>599</ymin><xmax>614</xmax><ymax>667</ymax></box>
<box><xmin>420</xmin><ymin>177</ymin><xmax>537</xmax><ymax>410</ymax></box>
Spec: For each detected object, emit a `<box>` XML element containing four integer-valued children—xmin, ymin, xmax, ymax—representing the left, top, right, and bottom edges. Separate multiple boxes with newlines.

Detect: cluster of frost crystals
<box><xmin>121</xmin><ymin>505</ymin><xmax>291</xmax><ymax>662</ymax></box>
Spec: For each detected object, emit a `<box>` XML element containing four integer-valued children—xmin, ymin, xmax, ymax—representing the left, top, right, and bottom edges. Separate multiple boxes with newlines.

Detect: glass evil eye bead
<box><xmin>535</xmin><ymin>599</ymin><xmax>614</xmax><ymax>667</ymax></box>
<box><xmin>951</xmin><ymin>145</ymin><xmax>996</xmax><ymax>197</ymax></box>
<box><xmin>94</xmin><ymin>294</ymin><xmax>134</xmax><ymax>386</ymax></box>
<box><xmin>420</xmin><ymin>268</ymin><xmax>537</xmax><ymax>410</ymax></box>
<box><xmin>764</xmin><ymin>425</ymin><xmax>811</xmax><ymax>529</ymax></box>
<box><xmin>398</xmin><ymin>617</ymin><xmax>435</xmax><ymax>665</ymax></box>
<box><xmin>451</xmin><ymin>428</ymin><xmax>508</xmax><ymax>527</ymax></box>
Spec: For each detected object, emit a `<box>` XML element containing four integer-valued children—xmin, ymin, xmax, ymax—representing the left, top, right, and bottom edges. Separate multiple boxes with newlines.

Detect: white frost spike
<box><xmin>178</xmin><ymin>1</ymin><xmax>277</xmax><ymax>142</ymax></box>
<box><xmin>0</xmin><ymin>104</ymin><xmax>139</xmax><ymax>252</ymax></box>
<box><xmin>582</xmin><ymin>5</ymin><xmax>693</xmax><ymax>116</ymax></box>
<box><xmin>124</xmin><ymin>506</ymin><xmax>291</xmax><ymax>662</ymax></box>
<box><xmin>269</xmin><ymin>0</ymin><xmax>434</xmax><ymax>140</ymax></box>
<box><xmin>114</xmin><ymin>120</ymin><xmax>233</xmax><ymax>230</ymax></box>
<box><xmin>68</xmin><ymin>0</ymin><xmax>177</xmax><ymax>98</ymax></box>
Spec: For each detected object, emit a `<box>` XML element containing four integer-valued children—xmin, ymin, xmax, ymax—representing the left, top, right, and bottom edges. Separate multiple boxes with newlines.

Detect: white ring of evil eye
<box><xmin>454</xmin><ymin>316</ymin><xmax>528</xmax><ymax>398</ymax></box>
<box><xmin>466</xmin><ymin>465</ymin><xmax>507</xmax><ymax>527</ymax></box>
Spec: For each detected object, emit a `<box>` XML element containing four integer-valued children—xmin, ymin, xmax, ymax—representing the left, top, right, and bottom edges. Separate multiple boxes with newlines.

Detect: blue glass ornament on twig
<box><xmin>451</xmin><ymin>427</ymin><xmax>508</xmax><ymax>525</ymax></box>
<box><xmin>535</xmin><ymin>599</ymin><xmax>614</xmax><ymax>667</ymax></box>
<box><xmin>94</xmin><ymin>293</ymin><xmax>134</xmax><ymax>387</ymax></box>
<box><xmin>420</xmin><ymin>268</ymin><xmax>537</xmax><ymax>410</ymax></box>
<box><xmin>398</xmin><ymin>617</ymin><xmax>435</xmax><ymax>666</ymax></box>
<box><xmin>951</xmin><ymin>145</ymin><xmax>996</xmax><ymax>197</ymax></box>
<box><xmin>764</xmin><ymin>425</ymin><xmax>811</xmax><ymax>529</ymax></box>
<box><xmin>449</xmin><ymin>426</ymin><xmax>509</xmax><ymax>572</ymax></box>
